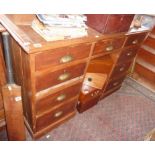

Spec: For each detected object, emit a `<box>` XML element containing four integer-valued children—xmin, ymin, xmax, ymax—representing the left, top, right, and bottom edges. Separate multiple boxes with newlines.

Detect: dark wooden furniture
<box><xmin>0</xmin><ymin>14</ymin><xmax>149</xmax><ymax>139</ymax></box>
<box><xmin>131</xmin><ymin>26</ymin><xmax>155</xmax><ymax>92</ymax></box>
<box><xmin>86</xmin><ymin>14</ymin><xmax>134</xmax><ymax>34</ymax></box>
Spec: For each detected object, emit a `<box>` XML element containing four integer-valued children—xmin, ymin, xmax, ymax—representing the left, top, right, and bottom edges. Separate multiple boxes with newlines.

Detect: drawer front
<box><xmin>93</xmin><ymin>37</ymin><xmax>125</xmax><ymax>55</ymax></box>
<box><xmin>36</xmin><ymin>63</ymin><xmax>86</xmax><ymax>92</ymax></box>
<box><xmin>35</xmin><ymin>43</ymin><xmax>91</xmax><ymax>71</ymax></box>
<box><xmin>117</xmin><ymin>46</ymin><xmax>139</xmax><ymax>63</ymax></box>
<box><xmin>36</xmin><ymin>83</ymin><xmax>82</xmax><ymax>114</ymax></box>
<box><xmin>125</xmin><ymin>32</ymin><xmax>147</xmax><ymax>47</ymax></box>
<box><xmin>105</xmin><ymin>75</ymin><xmax>125</xmax><ymax>92</ymax></box>
<box><xmin>110</xmin><ymin>61</ymin><xmax>132</xmax><ymax>78</ymax></box>
<box><xmin>36</xmin><ymin>99</ymin><xmax>77</xmax><ymax>131</ymax></box>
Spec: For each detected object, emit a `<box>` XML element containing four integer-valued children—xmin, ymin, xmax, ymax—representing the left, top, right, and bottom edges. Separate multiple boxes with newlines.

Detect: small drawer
<box><xmin>36</xmin><ymin>83</ymin><xmax>82</xmax><ymax>114</ymax></box>
<box><xmin>35</xmin><ymin>43</ymin><xmax>91</xmax><ymax>71</ymax></box>
<box><xmin>35</xmin><ymin>63</ymin><xmax>86</xmax><ymax>92</ymax></box>
<box><xmin>117</xmin><ymin>46</ymin><xmax>139</xmax><ymax>63</ymax></box>
<box><xmin>93</xmin><ymin>37</ymin><xmax>125</xmax><ymax>55</ymax></box>
<box><xmin>105</xmin><ymin>75</ymin><xmax>125</xmax><ymax>92</ymax></box>
<box><xmin>36</xmin><ymin>99</ymin><xmax>77</xmax><ymax>131</ymax></box>
<box><xmin>125</xmin><ymin>32</ymin><xmax>147</xmax><ymax>47</ymax></box>
<box><xmin>110</xmin><ymin>61</ymin><xmax>132</xmax><ymax>78</ymax></box>
<box><xmin>77</xmin><ymin>84</ymin><xmax>101</xmax><ymax>112</ymax></box>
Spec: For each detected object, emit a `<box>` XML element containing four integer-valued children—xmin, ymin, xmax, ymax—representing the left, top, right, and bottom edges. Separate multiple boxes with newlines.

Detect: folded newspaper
<box><xmin>32</xmin><ymin>14</ymin><xmax>88</xmax><ymax>41</ymax></box>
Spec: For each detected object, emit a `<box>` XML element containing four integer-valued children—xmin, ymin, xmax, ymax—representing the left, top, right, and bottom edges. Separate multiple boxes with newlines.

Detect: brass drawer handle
<box><xmin>60</xmin><ymin>55</ymin><xmax>73</xmax><ymax>63</ymax></box>
<box><xmin>106</xmin><ymin>45</ymin><xmax>114</xmax><ymax>51</ymax></box>
<box><xmin>58</xmin><ymin>72</ymin><xmax>70</xmax><ymax>81</ymax></box>
<box><xmin>127</xmin><ymin>52</ymin><xmax>132</xmax><ymax>56</ymax></box>
<box><xmin>113</xmin><ymin>82</ymin><xmax>119</xmax><ymax>86</ymax></box>
<box><xmin>54</xmin><ymin>111</ymin><xmax>63</xmax><ymax>118</ymax></box>
<box><xmin>119</xmin><ymin>67</ymin><xmax>125</xmax><ymax>72</ymax></box>
<box><xmin>132</xmin><ymin>39</ymin><xmax>138</xmax><ymax>45</ymax></box>
<box><xmin>56</xmin><ymin>94</ymin><xmax>66</xmax><ymax>101</ymax></box>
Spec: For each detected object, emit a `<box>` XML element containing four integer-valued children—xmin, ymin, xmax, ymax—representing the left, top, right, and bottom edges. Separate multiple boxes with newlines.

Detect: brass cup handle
<box><xmin>106</xmin><ymin>45</ymin><xmax>114</xmax><ymax>51</ymax></box>
<box><xmin>56</xmin><ymin>94</ymin><xmax>66</xmax><ymax>102</ymax></box>
<box><xmin>127</xmin><ymin>52</ymin><xmax>132</xmax><ymax>56</ymax></box>
<box><xmin>54</xmin><ymin>111</ymin><xmax>63</xmax><ymax>118</ymax></box>
<box><xmin>60</xmin><ymin>55</ymin><xmax>73</xmax><ymax>63</ymax></box>
<box><xmin>119</xmin><ymin>67</ymin><xmax>125</xmax><ymax>72</ymax></box>
<box><xmin>58</xmin><ymin>72</ymin><xmax>70</xmax><ymax>81</ymax></box>
<box><xmin>113</xmin><ymin>82</ymin><xmax>119</xmax><ymax>86</ymax></box>
<box><xmin>132</xmin><ymin>39</ymin><xmax>138</xmax><ymax>45</ymax></box>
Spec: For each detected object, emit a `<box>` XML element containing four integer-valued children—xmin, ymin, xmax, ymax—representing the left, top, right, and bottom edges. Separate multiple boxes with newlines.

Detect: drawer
<box><xmin>35</xmin><ymin>63</ymin><xmax>86</xmax><ymax>92</ymax></box>
<box><xmin>36</xmin><ymin>99</ymin><xmax>77</xmax><ymax>131</ymax></box>
<box><xmin>125</xmin><ymin>32</ymin><xmax>147</xmax><ymax>47</ymax></box>
<box><xmin>77</xmin><ymin>84</ymin><xmax>101</xmax><ymax>113</ymax></box>
<box><xmin>117</xmin><ymin>46</ymin><xmax>139</xmax><ymax>63</ymax></box>
<box><xmin>93</xmin><ymin>37</ymin><xmax>125</xmax><ymax>55</ymax></box>
<box><xmin>110</xmin><ymin>61</ymin><xmax>132</xmax><ymax>78</ymax></box>
<box><xmin>35</xmin><ymin>43</ymin><xmax>91</xmax><ymax>71</ymax></box>
<box><xmin>105</xmin><ymin>75</ymin><xmax>125</xmax><ymax>92</ymax></box>
<box><xmin>36</xmin><ymin>83</ymin><xmax>82</xmax><ymax>114</ymax></box>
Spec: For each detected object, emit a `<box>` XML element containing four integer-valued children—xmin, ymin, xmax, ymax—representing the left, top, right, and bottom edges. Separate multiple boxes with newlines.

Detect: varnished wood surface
<box><xmin>0</xmin><ymin>14</ymin><xmax>150</xmax><ymax>138</ymax></box>
<box><xmin>2</xmin><ymin>84</ymin><xmax>26</xmax><ymax>140</ymax></box>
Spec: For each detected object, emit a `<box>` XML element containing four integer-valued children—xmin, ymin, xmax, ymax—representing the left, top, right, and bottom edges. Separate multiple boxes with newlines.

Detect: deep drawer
<box><xmin>110</xmin><ymin>61</ymin><xmax>132</xmax><ymax>78</ymax></box>
<box><xmin>93</xmin><ymin>37</ymin><xmax>125</xmax><ymax>55</ymax></box>
<box><xmin>36</xmin><ymin>99</ymin><xmax>77</xmax><ymax>131</ymax></box>
<box><xmin>36</xmin><ymin>82</ymin><xmax>82</xmax><ymax>114</ymax></box>
<box><xmin>117</xmin><ymin>46</ymin><xmax>139</xmax><ymax>63</ymax></box>
<box><xmin>35</xmin><ymin>43</ymin><xmax>91</xmax><ymax>71</ymax></box>
<box><xmin>35</xmin><ymin>62</ymin><xmax>86</xmax><ymax>92</ymax></box>
<box><xmin>125</xmin><ymin>32</ymin><xmax>147</xmax><ymax>47</ymax></box>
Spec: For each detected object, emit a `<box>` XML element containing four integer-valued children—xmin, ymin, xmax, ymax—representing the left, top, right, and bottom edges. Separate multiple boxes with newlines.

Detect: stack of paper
<box><xmin>32</xmin><ymin>14</ymin><xmax>88</xmax><ymax>41</ymax></box>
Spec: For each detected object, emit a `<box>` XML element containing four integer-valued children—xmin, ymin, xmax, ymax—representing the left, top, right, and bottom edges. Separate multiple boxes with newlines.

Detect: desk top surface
<box><xmin>0</xmin><ymin>14</ymin><xmax>149</xmax><ymax>54</ymax></box>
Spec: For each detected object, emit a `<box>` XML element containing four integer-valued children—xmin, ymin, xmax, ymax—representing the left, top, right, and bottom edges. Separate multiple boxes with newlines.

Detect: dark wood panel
<box><xmin>35</xmin><ymin>43</ymin><xmax>91</xmax><ymax>71</ymax></box>
<box><xmin>36</xmin><ymin>82</ymin><xmax>82</xmax><ymax>114</ymax></box>
<box><xmin>35</xmin><ymin>62</ymin><xmax>86</xmax><ymax>92</ymax></box>
<box><xmin>77</xmin><ymin>84</ymin><xmax>101</xmax><ymax>113</ymax></box>
<box><xmin>110</xmin><ymin>61</ymin><xmax>132</xmax><ymax>78</ymax></box>
<box><xmin>85</xmin><ymin>14</ymin><xmax>108</xmax><ymax>33</ymax></box>
<box><xmin>125</xmin><ymin>32</ymin><xmax>147</xmax><ymax>47</ymax></box>
<box><xmin>93</xmin><ymin>37</ymin><xmax>125</xmax><ymax>55</ymax></box>
<box><xmin>105</xmin><ymin>75</ymin><xmax>125</xmax><ymax>92</ymax></box>
<box><xmin>119</xmin><ymin>15</ymin><xmax>134</xmax><ymax>32</ymax></box>
<box><xmin>36</xmin><ymin>98</ymin><xmax>77</xmax><ymax>131</ymax></box>
<box><xmin>117</xmin><ymin>46</ymin><xmax>139</xmax><ymax>63</ymax></box>
<box><xmin>104</xmin><ymin>15</ymin><xmax>124</xmax><ymax>34</ymax></box>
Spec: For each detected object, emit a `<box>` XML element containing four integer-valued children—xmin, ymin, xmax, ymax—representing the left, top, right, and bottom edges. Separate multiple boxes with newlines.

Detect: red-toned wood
<box><xmin>143</xmin><ymin>36</ymin><xmax>155</xmax><ymax>49</ymax></box>
<box><xmin>36</xmin><ymin>98</ymin><xmax>77</xmax><ymax>131</ymax></box>
<box><xmin>117</xmin><ymin>46</ymin><xmax>139</xmax><ymax>63</ymax></box>
<box><xmin>137</xmin><ymin>47</ymin><xmax>155</xmax><ymax>66</ymax></box>
<box><xmin>105</xmin><ymin>75</ymin><xmax>126</xmax><ymax>92</ymax></box>
<box><xmin>104</xmin><ymin>15</ymin><xmax>124</xmax><ymax>34</ymax></box>
<box><xmin>35</xmin><ymin>62</ymin><xmax>86</xmax><ymax>92</ymax></box>
<box><xmin>119</xmin><ymin>15</ymin><xmax>134</xmax><ymax>32</ymax></box>
<box><xmin>110</xmin><ymin>61</ymin><xmax>132</xmax><ymax>79</ymax></box>
<box><xmin>125</xmin><ymin>32</ymin><xmax>147</xmax><ymax>47</ymax></box>
<box><xmin>35</xmin><ymin>43</ymin><xmax>91</xmax><ymax>71</ymax></box>
<box><xmin>36</xmin><ymin>82</ymin><xmax>82</xmax><ymax>114</ymax></box>
<box><xmin>93</xmin><ymin>37</ymin><xmax>125</xmax><ymax>55</ymax></box>
<box><xmin>85</xmin><ymin>14</ymin><xmax>108</xmax><ymax>33</ymax></box>
<box><xmin>77</xmin><ymin>84</ymin><xmax>101</xmax><ymax>113</ymax></box>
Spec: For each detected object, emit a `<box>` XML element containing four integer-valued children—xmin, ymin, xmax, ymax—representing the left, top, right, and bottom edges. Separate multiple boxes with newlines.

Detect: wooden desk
<box><xmin>0</xmin><ymin>14</ymin><xmax>149</xmax><ymax>139</ymax></box>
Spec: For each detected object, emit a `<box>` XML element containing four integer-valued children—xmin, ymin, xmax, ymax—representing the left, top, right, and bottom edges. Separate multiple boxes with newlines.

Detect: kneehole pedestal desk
<box><xmin>0</xmin><ymin>15</ymin><xmax>148</xmax><ymax>139</ymax></box>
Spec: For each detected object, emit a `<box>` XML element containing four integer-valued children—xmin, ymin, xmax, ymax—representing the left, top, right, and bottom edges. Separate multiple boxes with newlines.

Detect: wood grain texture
<box><xmin>2</xmin><ymin>84</ymin><xmax>26</xmax><ymax>140</ymax></box>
